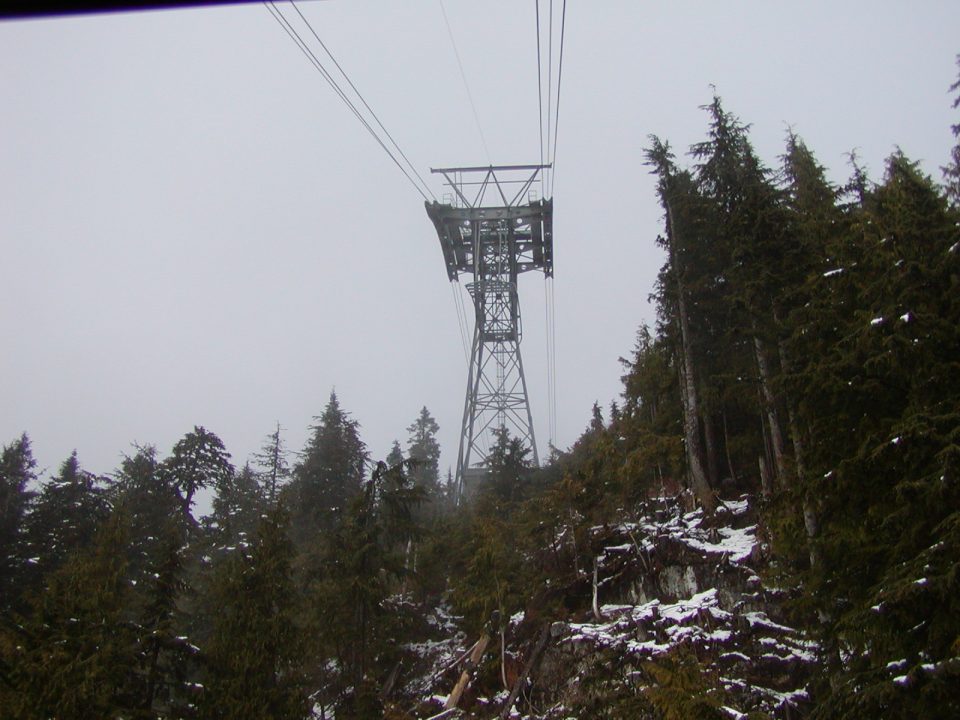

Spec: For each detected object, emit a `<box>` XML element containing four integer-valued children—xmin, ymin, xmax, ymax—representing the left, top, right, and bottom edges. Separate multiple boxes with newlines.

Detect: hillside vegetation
<box><xmin>2</xmin><ymin>65</ymin><xmax>960</xmax><ymax>719</ymax></box>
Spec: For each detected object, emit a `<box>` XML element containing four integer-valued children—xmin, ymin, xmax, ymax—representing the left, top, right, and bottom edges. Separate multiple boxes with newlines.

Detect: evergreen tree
<box><xmin>798</xmin><ymin>153</ymin><xmax>960</xmax><ymax>717</ymax></box>
<box><xmin>210</xmin><ymin>462</ymin><xmax>264</xmax><ymax>549</ymax></box>
<box><xmin>25</xmin><ymin>451</ymin><xmax>108</xmax><ymax>579</ymax></box>
<box><xmin>0</xmin><ymin>433</ymin><xmax>37</xmax><ymax>611</ymax></box>
<box><xmin>484</xmin><ymin>426</ymin><xmax>534</xmax><ymax>506</ymax></box>
<box><xmin>161</xmin><ymin>426</ymin><xmax>234</xmax><ymax>521</ymax></box>
<box><xmin>2</xmin><ymin>507</ymin><xmax>140</xmax><ymax>719</ymax></box>
<box><xmin>406</xmin><ymin>406</ymin><xmax>441</xmax><ymax>498</ymax></box>
<box><xmin>774</xmin><ymin>131</ymin><xmax>849</xmax><ymax>570</ymax></box>
<box><xmin>942</xmin><ymin>55</ymin><xmax>960</xmax><ymax>205</ymax></box>
<box><xmin>308</xmin><ymin>461</ymin><xmax>422</xmax><ymax>713</ymax></box>
<box><xmin>645</xmin><ymin>138</ymin><xmax>716</xmax><ymax>511</ymax></box>
<box><xmin>618</xmin><ymin>325</ymin><xmax>684</xmax><ymax>497</ymax></box>
<box><xmin>690</xmin><ymin>96</ymin><xmax>793</xmax><ymax>493</ymax></box>
<box><xmin>289</xmin><ymin>390</ymin><xmax>367</xmax><ymax>533</ymax></box>
<box><xmin>200</xmin><ymin>506</ymin><xmax>308</xmax><ymax>720</ymax></box>
<box><xmin>112</xmin><ymin>445</ymin><xmax>184</xmax><ymax>591</ymax></box>
<box><xmin>385</xmin><ymin>439</ymin><xmax>404</xmax><ymax>468</ymax></box>
<box><xmin>107</xmin><ymin>445</ymin><xmax>204</xmax><ymax>718</ymax></box>
<box><xmin>253</xmin><ymin>423</ymin><xmax>290</xmax><ymax>507</ymax></box>
<box><xmin>133</xmin><ymin>520</ymin><xmax>202</xmax><ymax>718</ymax></box>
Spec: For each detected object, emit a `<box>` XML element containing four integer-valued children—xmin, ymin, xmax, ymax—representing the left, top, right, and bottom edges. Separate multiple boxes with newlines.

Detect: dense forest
<box><xmin>2</xmin><ymin>62</ymin><xmax>959</xmax><ymax>719</ymax></box>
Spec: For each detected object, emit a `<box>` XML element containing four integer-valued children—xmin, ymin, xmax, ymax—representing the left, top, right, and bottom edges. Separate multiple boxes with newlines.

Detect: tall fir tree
<box><xmin>253</xmin><ymin>423</ymin><xmax>290</xmax><ymax>507</ymax></box>
<box><xmin>385</xmin><ymin>440</ymin><xmax>404</xmax><ymax>468</ymax></box>
<box><xmin>288</xmin><ymin>391</ymin><xmax>367</xmax><ymax>534</ymax></box>
<box><xmin>209</xmin><ymin>462</ymin><xmax>264</xmax><ymax>550</ymax></box>
<box><xmin>161</xmin><ymin>426</ymin><xmax>234</xmax><ymax>522</ymax></box>
<box><xmin>200</xmin><ymin>506</ymin><xmax>308</xmax><ymax>720</ymax></box>
<box><xmin>1</xmin><ymin>507</ymin><xmax>140</xmax><ymax>720</ymax></box>
<box><xmin>645</xmin><ymin>138</ymin><xmax>716</xmax><ymax>511</ymax></box>
<box><xmin>942</xmin><ymin>55</ymin><xmax>960</xmax><ymax>205</ymax></box>
<box><xmin>798</xmin><ymin>153</ymin><xmax>960</xmax><ymax>718</ymax></box>
<box><xmin>0</xmin><ymin>434</ymin><xmax>37</xmax><ymax>612</ymax></box>
<box><xmin>24</xmin><ymin>451</ymin><xmax>109</xmax><ymax>581</ymax></box>
<box><xmin>406</xmin><ymin>406</ymin><xmax>441</xmax><ymax>500</ymax></box>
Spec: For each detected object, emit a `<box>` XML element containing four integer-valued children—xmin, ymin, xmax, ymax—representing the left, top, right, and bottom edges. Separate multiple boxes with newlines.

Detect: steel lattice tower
<box><xmin>426</xmin><ymin>164</ymin><xmax>553</xmax><ymax>499</ymax></box>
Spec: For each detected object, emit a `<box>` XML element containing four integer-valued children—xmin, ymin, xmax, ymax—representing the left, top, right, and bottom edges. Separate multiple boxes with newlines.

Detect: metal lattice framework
<box><xmin>425</xmin><ymin>164</ymin><xmax>553</xmax><ymax>499</ymax></box>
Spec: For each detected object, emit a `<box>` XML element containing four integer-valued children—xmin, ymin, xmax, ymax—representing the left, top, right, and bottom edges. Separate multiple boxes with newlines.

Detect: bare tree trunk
<box><xmin>722</xmin><ymin>409</ymin><xmax>739</xmax><ymax>485</ymax></box>
<box><xmin>665</xmin><ymin>200</ymin><xmax>714</xmax><ymax>513</ymax></box>
<box><xmin>444</xmin><ymin>634</ymin><xmax>490</xmax><ymax>710</ymax></box>
<box><xmin>778</xmin><ymin>339</ymin><xmax>821</xmax><ymax>569</ymax></box>
<box><xmin>592</xmin><ymin>556</ymin><xmax>602</xmax><ymax>621</ymax></box>
<box><xmin>758</xmin><ymin>455</ymin><xmax>772</xmax><ymax>498</ymax></box>
<box><xmin>758</xmin><ymin>402</ymin><xmax>773</xmax><ymax>499</ymax></box>
<box><xmin>702</xmin><ymin>408</ymin><xmax>720</xmax><ymax>486</ymax></box>
<box><xmin>754</xmin><ymin>331</ymin><xmax>788</xmax><ymax>487</ymax></box>
<box><xmin>498</xmin><ymin>625</ymin><xmax>551</xmax><ymax>720</ymax></box>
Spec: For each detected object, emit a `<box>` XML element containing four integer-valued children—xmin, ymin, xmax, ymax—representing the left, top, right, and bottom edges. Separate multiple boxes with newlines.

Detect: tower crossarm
<box><xmin>425</xmin><ymin>200</ymin><xmax>554</xmax><ymax>281</ymax></box>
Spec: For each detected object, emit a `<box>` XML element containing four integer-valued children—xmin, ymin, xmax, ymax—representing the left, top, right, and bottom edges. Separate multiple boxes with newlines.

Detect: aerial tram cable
<box><xmin>264</xmin><ymin>1</ymin><xmax>434</xmax><ymax>202</ymax></box>
<box><xmin>546</xmin><ymin>0</ymin><xmax>554</xmax><ymax>198</ymax></box>
<box><xmin>438</xmin><ymin>0</ymin><xmax>492</xmax><ymax>165</ymax></box>
<box><xmin>451</xmin><ymin>282</ymin><xmax>470</xmax><ymax>363</ymax></box>
<box><xmin>549</xmin><ymin>0</ymin><xmax>567</xmax><ymax>199</ymax></box>
<box><xmin>287</xmin><ymin>0</ymin><xmax>436</xmax><ymax>202</ymax></box>
<box><xmin>533</xmin><ymin>0</ymin><xmax>566</xmax><ymax>446</ymax></box>
<box><xmin>535</xmin><ymin>0</ymin><xmax>545</xmax><ymax>201</ymax></box>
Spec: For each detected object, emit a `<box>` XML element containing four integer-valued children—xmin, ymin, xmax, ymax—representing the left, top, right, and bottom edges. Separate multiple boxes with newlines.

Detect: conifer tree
<box><xmin>406</xmin><ymin>406</ymin><xmax>441</xmax><ymax>499</ymax></box>
<box><xmin>161</xmin><ymin>426</ymin><xmax>234</xmax><ymax>521</ymax></box>
<box><xmin>200</xmin><ymin>506</ymin><xmax>308</xmax><ymax>720</ymax></box>
<box><xmin>25</xmin><ymin>451</ymin><xmax>108</xmax><ymax>579</ymax></box>
<box><xmin>791</xmin><ymin>152</ymin><xmax>960</xmax><ymax>716</ymax></box>
<box><xmin>289</xmin><ymin>390</ymin><xmax>367</xmax><ymax>533</ymax></box>
<box><xmin>253</xmin><ymin>423</ymin><xmax>290</xmax><ymax>507</ymax></box>
<box><xmin>691</xmin><ymin>97</ymin><xmax>792</xmax><ymax>492</ymax></box>
<box><xmin>210</xmin><ymin>462</ymin><xmax>264</xmax><ymax>549</ymax></box>
<box><xmin>134</xmin><ymin>520</ymin><xmax>202</xmax><ymax>718</ymax></box>
<box><xmin>775</xmin><ymin>132</ymin><xmax>848</xmax><ymax>570</ymax></box>
<box><xmin>2</xmin><ymin>507</ymin><xmax>139</xmax><ymax>719</ymax></box>
<box><xmin>942</xmin><ymin>55</ymin><xmax>960</xmax><ymax>205</ymax></box>
<box><xmin>309</xmin><ymin>461</ymin><xmax>422</xmax><ymax>712</ymax></box>
<box><xmin>0</xmin><ymin>433</ymin><xmax>37</xmax><ymax>612</ymax></box>
<box><xmin>112</xmin><ymin>445</ymin><xmax>184</xmax><ymax>590</ymax></box>
<box><xmin>619</xmin><ymin>325</ymin><xmax>684</xmax><ymax>496</ymax></box>
<box><xmin>645</xmin><ymin>138</ymin><xmax>716</xmax><ymax>511</ymax></box>
<box><xmin>385</xmin><ymin>440</ymin><xmax>404</xmax><ymax>468</ymax></box>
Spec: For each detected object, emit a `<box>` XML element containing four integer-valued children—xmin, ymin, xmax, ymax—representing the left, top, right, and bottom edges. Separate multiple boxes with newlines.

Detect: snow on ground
<box><xmin>548</xmin><ymin>496</ymin><xmax>815</xmax><ymax>718</ymax></box>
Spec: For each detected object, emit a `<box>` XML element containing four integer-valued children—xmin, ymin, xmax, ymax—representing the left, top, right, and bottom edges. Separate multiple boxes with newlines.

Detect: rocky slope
<box><xmin>392</xmin><ymin>495</ymin><xmax>817</xmax><ymax>719</ymax></box>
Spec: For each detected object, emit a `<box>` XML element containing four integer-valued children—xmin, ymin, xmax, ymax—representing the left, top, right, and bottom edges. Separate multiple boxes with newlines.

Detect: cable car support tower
<box><xmin>426</xmin><ymin>164</ymin><xmax>553</xmax><ymax>499</ymax></box>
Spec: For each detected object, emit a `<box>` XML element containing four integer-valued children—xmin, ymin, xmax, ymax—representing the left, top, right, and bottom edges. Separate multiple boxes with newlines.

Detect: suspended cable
<box><xmin>535</xmin><ymin>0</ymin><xmax>545</xmax><ymax>201</ymax></box>
<box><xmin>450</xmin><ymin>282</ymin><xmax>470</xmax><ymax>363</ymax></box>
<box><xmin>287</xmin><ymin>0</ymin><xmax>436</xmax><ymax>202</ymax></box>
<box><xmin>456</xmin><ymin>283</ymin><xmax>473</xmax><ymax>354</ymax></box>
<box><xmin>543</xmin><ymin>277</ymin><xmax>554</xmax><ymax>446</ymax></box>
<box><xmin>549</xmin><ymin>0</ymin><xmax>567</xmax><ymax>199</ymax></box>
<box><xmin>264</xmin><ymin>2</ymin><xmax>431</xmax><ymax>202</ymax></box>
<box><xmin>439</xmin><ymin>0</ymin><xmax>492</xmax><ymax>164</ymax></box>
<box><xmin>546</xmin><ymin>0</ymin><xmax>553</xmax><ymax>197</ymax></box>
<box><xmin>549</xmin><ymin>276</ymin><xmax>558</xmax><ymax>444</ymax></box>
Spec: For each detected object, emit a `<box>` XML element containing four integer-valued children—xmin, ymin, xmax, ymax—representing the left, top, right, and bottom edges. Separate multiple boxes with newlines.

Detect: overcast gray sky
<box><xmin>2</xmin><ymin>1</ymin><xmax>958</xmax><ymax>497</ymax></box>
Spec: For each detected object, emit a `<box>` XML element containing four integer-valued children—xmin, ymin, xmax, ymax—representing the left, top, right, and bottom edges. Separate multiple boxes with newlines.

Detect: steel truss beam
<box><xmin>425</xmin><ymin>165</ymin><xmax>553</xmax><ymax>501</ymax></box>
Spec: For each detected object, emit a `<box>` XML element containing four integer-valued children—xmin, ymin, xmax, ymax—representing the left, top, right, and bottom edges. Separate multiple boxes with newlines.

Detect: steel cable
<box><xmin>265</xmin><ymin>1</ymin><xmax>432</xmax><ymax>201</ymax></box>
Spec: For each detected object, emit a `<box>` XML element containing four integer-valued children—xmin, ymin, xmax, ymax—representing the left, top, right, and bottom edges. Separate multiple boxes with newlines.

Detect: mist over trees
<box><xmin>2</xmin><ymin>60</ymin><xmax>959</xmax><ymax>719</ymax></box>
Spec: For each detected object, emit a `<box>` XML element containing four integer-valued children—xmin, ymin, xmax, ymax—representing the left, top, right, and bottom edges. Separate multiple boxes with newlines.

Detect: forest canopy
<box><xmin>2</xmin><ymin>59</ymin><xmax>959</xmax><ymax>718</ymax></box>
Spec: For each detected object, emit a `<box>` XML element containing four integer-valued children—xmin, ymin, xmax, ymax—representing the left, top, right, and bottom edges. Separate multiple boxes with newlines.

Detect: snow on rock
<box><xmin>397</xmin><ymin>496</ymin><xmax>815</xmax><ymax>719</ymax></box>
<box><xmin>535</xmin><ymin>495</ymin><xmax>816</xmax><ymax>718</ymax></box>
